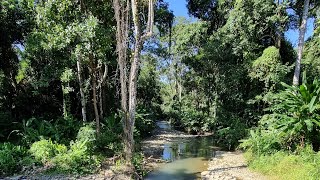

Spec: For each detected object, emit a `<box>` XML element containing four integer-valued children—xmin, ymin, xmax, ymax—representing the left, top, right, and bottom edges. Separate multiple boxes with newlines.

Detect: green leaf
<box><xmin>309</xmin><ymin>96</ymin><xmax>317</xmax><ymax>113</ymax></box>
<box><xmin>312</xmin><ymin>119</ymin><xmax>320</xmax><ymax>128</ymax></box>
<box><xmin>302</xmin><ymin>71</ymin><xmax>307</xmax><ymax>84</ymax></box>
<box><xmin>300</xmin><ymin>85</ymin><xmax>308</xmax><ymax>101</ymax></box>
<box><xmin>304</xmin><ymin>119</ymin><xmax>313</xmax><ymax>132</ymax></box>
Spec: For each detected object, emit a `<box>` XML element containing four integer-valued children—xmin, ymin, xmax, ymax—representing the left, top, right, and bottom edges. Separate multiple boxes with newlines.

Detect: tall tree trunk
<box><xmin>127</xmin><ymin>41</ymin><xmax>141</xmax><ymax>163</ymax></box>
<box><xmin>293</xmin><ymin>0</ymin><xmax>310</xmax><ymax>86</ymax></box>
<box><xmin>62</xmin><ymin>83</ymin><xmax>70</xmax><ymax>118</ymax></box>
<box><xmin>125</xmin><ymin>0</ymin><xmax>154</xmax><ymax>163</ymax></box>
<box><xmin>113</xmin><ymin>0</ymin><xmax>130</xmax><ymax>163</ymax></box>
<box><xmin>98</xmin><ymin>65</ymin><xmax>105</xmax><ymax>120</ymax></box>
<box><xmin>77</xmin><ymin>56</ymin><xmax>87</xmax><ymax>122</ymax></box>
<box><xmin>90</xmin><ymin>53</ymin><xmax>100</xmax><ymax>134</ymax></box>
<box><xmin>99</xmin><ymin>83</ymin><xmax>104</xmax><ymax>121</ymax></box>
<box><xmin>62</xmin><ymin>83</ymin><xmax>67</xmax><ymax>118</ymax></box>
<box><xmin>113</xmin><ymin>0</ymin><xmax>154</xmax><ymax>165</ymax></box>
<box><xmin>92</xmin><ymin>77</ymin><xmax>100</xmax><ymax>134</ymax></box>
<box><xmin>276</xmin><ymin>0</ymin><xmax>284</xmax><ymax>49</ymax></box>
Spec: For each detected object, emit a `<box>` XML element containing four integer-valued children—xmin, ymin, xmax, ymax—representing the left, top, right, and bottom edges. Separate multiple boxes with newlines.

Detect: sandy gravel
<box><xmin>201</xmin><ymin>151</ymin><xmax>268</xmax><ymax>180</ymax></box>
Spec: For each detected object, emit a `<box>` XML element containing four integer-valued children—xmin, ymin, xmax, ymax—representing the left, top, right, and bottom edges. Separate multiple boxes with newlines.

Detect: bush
<box><xmin>135</xmin><ymin>108</ymin><xmax>155</xmax><ymax>140</ymax></box>
<box><xmin>51</xmin><ymin>140</ymin><xmax>100</xmax><ymax>174</ymax></box>
<box><xmin>96</xmin><ymin>115</ymin><xmax>122</xmax><ymax>156</ymax></box>
<box><xmin>76</xmin><ymin>124</ymin><xmax>96</xmax><ymax>153</ymax></box>
<box><xmin>0</xmin><ymin>142</ymin><xmax>32</xmax><ymax>176</ymax></box>
<box><xmin>29</xmin><ymin>139</ymin><xmax>67</xmax><ymax>164</ymax></box>
<box><xmin>18</xmin><ymin>116</ymin><xmax>81</xmax><ymax>145</ymax></box>
<box><xmin>216</xmin><ymin>117</ymin><xmax>247</xmax><ymax>150</ymax></box>
<box><xmin>29</xmin><ymin>125</ymin><xmax>100</xmax><ymax>174</ymax></box>
<box><xmin>240</xmin><ymin>128</ymin><xmax>282</xmax><ymax>156</ymax></box>
<box><xmin>132</xmin><ymin>152</ymin><xmax>146</xmax><ymax>177</ymax></box>
<box><xmin>52</xmin><ymin>124</ymin><xmax>100</xmax><ymax>173</ymax></box>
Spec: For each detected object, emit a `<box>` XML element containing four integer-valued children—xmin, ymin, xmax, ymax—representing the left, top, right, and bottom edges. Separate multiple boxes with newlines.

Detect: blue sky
<box><xmin>167</xmin><ymin>0</ymin><xmax>314</xmax><ymax>47</ymax></box>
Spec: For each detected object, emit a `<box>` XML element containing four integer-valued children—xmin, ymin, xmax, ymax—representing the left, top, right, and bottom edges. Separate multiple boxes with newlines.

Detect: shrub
<box><xmin>239</xmin><ymin>128</ymin><xmax>281</xmax><ymax>156</ymax></box>
<box><xmin>29</xmin><ymin>125</ymin><xmax>100</xmax><ymax>174</ymax></box>
<box><xmin>18</xmin><ymin>116</ymin><xmax>81</xmax><ymax>145</ymax></box>
<box><xmin>29</xmin><ymin>139</ymin><xmax>67</xmax><ymax>164</ymax></box>
<box><xmin>135</xmin><ymin>108</ymin><xmax>155</xmax><ymax>140</ymax></box>
<box><xmin>51</xmin><ymin>140</ymin><xmax>100</xmax><ymax>174</ymax></box>
<box><xmin>263</xmin><ymin>74</ymin><xmax>320</xmax><ymax>150</ymax></box>
<box><xmin>132</xmin><ymin>152</ymin><xmax>146</xmax><ymax>177</ymax></box>
<box><xmin>216</xmin><ymin>116</ymin><xmax>247</xmax><ymax>150</ymax></box>
<box><xmin>76</xmin><ymin>124</ymin><xmax>96</xmax><ymax>153</ymax></box>
<box><xmin>96</xmin><ymin>115</ymin><xmax>122</xmax><ymax>156</ymax></box>
<box><xmin>0</xmin><ymin>142</ymin><xmax>31</xmax><ymax>176</ymax></box>
<box><xmin>51</xmin><ymin>125</ymin><xmax>100</xmax><ymax>173</ymax></box>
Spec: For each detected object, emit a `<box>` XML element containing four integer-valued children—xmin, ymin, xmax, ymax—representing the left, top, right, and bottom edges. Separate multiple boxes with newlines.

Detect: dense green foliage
<box><xmin>0</xmin><ymin>143</ymin><xmax>32</xmax><ymax>176</ymax></box>
<box><xmin>239</xmin><ymin>16</ymin><xmax>320</xmax><ymax>179</ymax></box>
<box><xmin>29</xmin><ymin>125</ymin><xmax>100</xmax><ymax>173</ymax></box>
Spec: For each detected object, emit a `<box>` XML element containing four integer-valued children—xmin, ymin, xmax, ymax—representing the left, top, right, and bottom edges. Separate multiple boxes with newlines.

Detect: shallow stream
<box><xmin>145</xmin><ymin>121</ymin><xmax>220</xmax><ymax>180</ymax></box>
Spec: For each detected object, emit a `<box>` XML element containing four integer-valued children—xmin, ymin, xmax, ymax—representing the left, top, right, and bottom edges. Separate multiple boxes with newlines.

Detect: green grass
<box><xmin>245</xmin><ymin>150</ymin><xmax>320</xmax><ymax>180</ymax></box>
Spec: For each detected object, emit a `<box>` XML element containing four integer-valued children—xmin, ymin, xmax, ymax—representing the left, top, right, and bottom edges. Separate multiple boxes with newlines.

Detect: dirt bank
<box><xmin>201</xmin><ymin>151</ymin><xmax>267</xmax><ymax>180</ymax></box>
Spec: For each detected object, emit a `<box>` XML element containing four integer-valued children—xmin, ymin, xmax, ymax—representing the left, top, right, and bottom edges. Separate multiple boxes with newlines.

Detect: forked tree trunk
<box><xmin>113</xmin><ymin>0</ymin><xmax>154</xmax><ymax>164</ymax></box>
<box><xmin>293</xmin><ymin>0</ymin><xmax>310</xmax><ymax>86</ymax></box>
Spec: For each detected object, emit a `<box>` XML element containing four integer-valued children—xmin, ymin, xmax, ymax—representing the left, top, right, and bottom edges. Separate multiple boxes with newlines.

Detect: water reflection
<box><xmin>147</xmin><ymin>136</ymin><xmax>220</xmax><ymax>179</ymax></box>
<box><xmin>156</xmin><ymin>121</ymin><xmax>172</xmax><ymax>130</ymax></box>
<box><xmin>162</xmin><ymin>136</ymin><xmax>217</xmax><ymax>162</ymax></box>
<box><xmin>146</xmin><ymin>122</ymin><xmax>220</xmax><ymax>179</ymax></box>
<box><xmin>145</xmin><ymin>157</ymin><xmax>207</xmax><ymax>180</ymax></box>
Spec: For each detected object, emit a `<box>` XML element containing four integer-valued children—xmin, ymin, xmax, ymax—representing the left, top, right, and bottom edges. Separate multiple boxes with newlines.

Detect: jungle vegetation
<box><xmin>0</xmin><ymin>0</ymin><xmax>319</xmax><ymax>179</ymax></box>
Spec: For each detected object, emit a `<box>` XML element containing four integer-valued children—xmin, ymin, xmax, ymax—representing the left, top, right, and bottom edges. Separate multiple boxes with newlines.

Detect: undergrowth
<box><xmin>244</xmin><ymin>146</ymin><xmax>320</xmax><ymax>180</ymax></box>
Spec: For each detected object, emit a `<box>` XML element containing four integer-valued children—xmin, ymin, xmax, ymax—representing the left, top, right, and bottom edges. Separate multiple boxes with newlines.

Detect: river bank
<box><xmin>201</xmin><ymin>151</ymin><xmax>267</xmax><ymax>180</ymax></box>
<box><xmin>3</xmin><ymin>121</ymin><xmax>266</xmax><ymax>180</ymax></box>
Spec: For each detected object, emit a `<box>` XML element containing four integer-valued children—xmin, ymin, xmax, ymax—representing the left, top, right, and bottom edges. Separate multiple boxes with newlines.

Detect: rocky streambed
<box><xmin>143</xmin><ymin>121</ymin><xmax>267</xmax><ymax>180</ymax></box>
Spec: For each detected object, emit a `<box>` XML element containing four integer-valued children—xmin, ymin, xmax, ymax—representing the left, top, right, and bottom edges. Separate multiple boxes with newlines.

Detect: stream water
<box><xmin>145</xmin><ymin>121</ymin><xmax>220</xmax><ymax>180</ymax></box>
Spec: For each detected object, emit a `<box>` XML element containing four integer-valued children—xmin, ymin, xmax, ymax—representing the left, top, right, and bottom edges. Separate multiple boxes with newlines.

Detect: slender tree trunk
<box><xmin>127</xmin><ymin>42</ymin><xmax>141</xmax><ymax>162</ymax></box>
<box><xmin>62</xmin><ymin>81</ymin><xmax>70</xmax><ymax>118</ymax></box>
<box><xmin>276</xmin><ymin>0</ymin><xmax>283</xmax><ymax>49</ymax></box>
<box><xmin>293</xmin><ymin>0</ymin><xmax>310</xmax><ymax>86</ymax></box>
<box><xmin>98</xmin><ymin>66</ymin><xmax>104</xmax><ymax>120</ymax></box>
<box><xmin>125</xmin><ymin>0</ymin><xmax>154</xmax><ymax>163</ymax></box>
<box><xmin>62</xmin><ymin>83</ymin><xmax>68</xmax><ymax>118</ymax></box>
<box><xmin>92</xmin><ymin>77</ymin><xmax>100</xmax><ymax>134</ymax></box>
<box><xmin>99</xmin><ymin>84</ymin><xmax>104</xmax><ymax>121</ymax></box>
<box><xmin>90</xmin><ymin>53</ymin><xmax>100</xmax><ymax>134</ymax></box>
<box><xmin>77</xmin><ymin>56</ymin><xmax>87</xmax><ymax>122</ymax></box>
